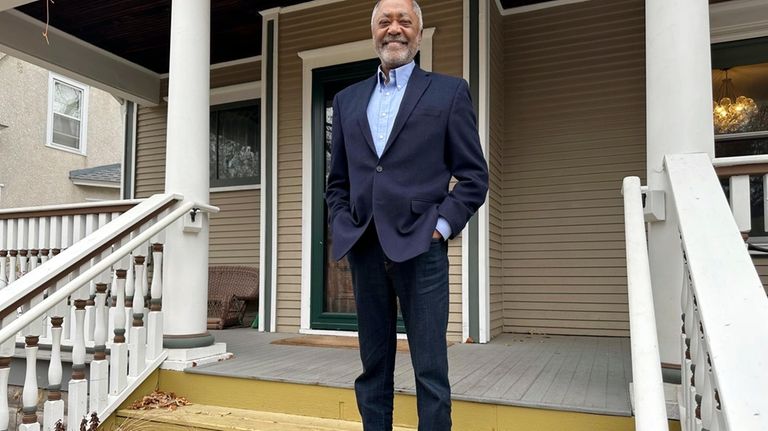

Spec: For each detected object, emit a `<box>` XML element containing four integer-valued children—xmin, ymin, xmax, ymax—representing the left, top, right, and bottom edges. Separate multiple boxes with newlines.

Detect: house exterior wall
<box><xmin>0</xmin><ymin>52</ymin><xmax>122</xmax><ymax>208</ymax></box>
<box><xmin>134</xmin><ymin>60</ymin><xmax>262</xmax><ymax>269</ymax></box>
<box><xmin>276</xmin><ymin>0</ymin><xmax>465</xmax><ymax>338</ymax></box>
<box><xmin>489</xmin><ymin>0</ymin><xmax>505</xmax><ymax>339</ymax></box>
<box><xmin>500</xmin><ymin>0</ymin><xmax>646</xmax><ymax>337</ymax></box>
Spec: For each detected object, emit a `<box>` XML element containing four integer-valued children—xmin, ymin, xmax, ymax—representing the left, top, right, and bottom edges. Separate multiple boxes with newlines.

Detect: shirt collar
<box><xmin>377</xmin><ymin>61</ymin><xmax>416</xmax><ymax>89</ymax></box>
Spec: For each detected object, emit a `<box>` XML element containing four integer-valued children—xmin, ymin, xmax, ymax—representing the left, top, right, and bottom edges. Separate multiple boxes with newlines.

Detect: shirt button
<box><xmin>376</xmin><ymin>166</ymin><xmax>383</xmax><ymax>173</ymax></box>
<box><xmin>382</xmin><ymin>113</ymin><xmax>387</xmax><ymax>117</ymax></box>
<box><xmin>385</xmin><ymin>92</ymin><xmax>390</xmax><ymax>96</ymax></box>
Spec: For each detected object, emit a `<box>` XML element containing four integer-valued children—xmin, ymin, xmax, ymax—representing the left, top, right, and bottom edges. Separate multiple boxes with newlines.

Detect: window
<box><xmin>209</xmin><ymin>100</ymin><xmax>260</xmax><ymax>187</ymax></box>
<box><xmin>47</xmin><ymin>74</ymin><xmax>88</xmax><ymax>154</ymax></box>
<box><xmin>712</xmin><ymin>37</ymin><xmax>768</xmax><ymax>238</ymax></box>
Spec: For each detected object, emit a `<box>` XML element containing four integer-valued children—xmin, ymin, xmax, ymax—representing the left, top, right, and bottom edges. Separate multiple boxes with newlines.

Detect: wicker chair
<box><xmin>207</xmin><ymin>265</ymin><xmax>259</xmax><ymax>330</ymax></box>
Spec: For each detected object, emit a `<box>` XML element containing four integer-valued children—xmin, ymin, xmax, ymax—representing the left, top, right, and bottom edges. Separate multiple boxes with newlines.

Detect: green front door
<box><xmin>309</xmin><ymin>58</ymin><xmax>405</xmax><ymax>332</ymax></box>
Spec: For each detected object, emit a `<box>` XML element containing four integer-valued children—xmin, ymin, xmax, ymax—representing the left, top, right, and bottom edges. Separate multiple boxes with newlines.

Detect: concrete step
<box><xmin>116</xmin><ymin>404</ymin><xmax>415</xmax><ymax>431</ymax></box>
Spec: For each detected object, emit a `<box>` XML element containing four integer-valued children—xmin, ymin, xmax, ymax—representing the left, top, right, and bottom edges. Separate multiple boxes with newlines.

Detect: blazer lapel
<box><xmin>354</xmin><ymin>75</ymin><xmax>378</xmax><ymax>156</ymax></box>
<box><xmin>380</xmin><ymin>67</ymin><xmax>431</xmax><ymax>158</ymax></box>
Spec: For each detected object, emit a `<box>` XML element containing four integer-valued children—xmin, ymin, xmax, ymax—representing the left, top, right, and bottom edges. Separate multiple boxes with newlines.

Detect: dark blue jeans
<box><xmin>347</xmin><ymin>224</ymin><xmax>452</xmax><ymax>431</ymax></box>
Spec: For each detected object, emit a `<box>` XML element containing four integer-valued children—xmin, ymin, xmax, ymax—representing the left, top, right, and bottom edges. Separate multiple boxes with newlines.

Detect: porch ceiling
<box><xmin>15</xmin><ymin>0</ymin><xmax>307</xmax><ymax>74</ymax></box>
<box><xmin>14</xmin><ymin>0</ymin><xmax>736</xmax><ymax>75</ymax></box>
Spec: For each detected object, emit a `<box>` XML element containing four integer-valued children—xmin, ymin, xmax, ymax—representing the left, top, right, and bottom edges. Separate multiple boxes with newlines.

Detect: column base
<box><xmin>163</xmin><ymin>332</ymin><xmax>215</xmax><ymax>349</ymax></box>
<box><xmin>160</xmin><ymin>342</ymin><xmax>231</xmax><ymax>371</ymax></box>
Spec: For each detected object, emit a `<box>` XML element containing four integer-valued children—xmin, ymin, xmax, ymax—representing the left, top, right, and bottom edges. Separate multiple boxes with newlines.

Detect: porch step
<box><xmin>116</xmin><ymin>404</ymin><xmax>415</xmax><ymax>430</ymax></box>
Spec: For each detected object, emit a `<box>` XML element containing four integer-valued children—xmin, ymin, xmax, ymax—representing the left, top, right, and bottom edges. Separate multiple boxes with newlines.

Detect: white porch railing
<box><xmin>712</xmin><ymin>154</ymin><xmax>768</xmax><ymax>237</ymax></box>
<box><xmin>621</xmin><ymin>176</ymin><xmax>669</xmax><ymax>431</ymax></box>
<box><xmin>0</xmin><ymin>194</ymin><xmax>215</xmax><ymax>430</ymax></box>
<box><xmin>651</xmin><ymin>153</ymin><xmax>768</xmax><ymax>431</ymax></box>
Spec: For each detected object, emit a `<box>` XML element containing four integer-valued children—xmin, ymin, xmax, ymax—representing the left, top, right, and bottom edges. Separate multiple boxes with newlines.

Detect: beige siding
<box><xmin>501</xmin><ymin>0</ymin><xmax>645</xmax><ymax>337</ymax></box>
<box><xmin>276</xmin><ymin>0</ymin><xmax>465</xmax><ymax>339</ymax></box>
<box><xmin>210</xmin><ymin>190</ymin><xmax>260</xmax><ymax>267</ymax></box>
<box><xmin>754</xmin><ymin>256</ymin><xmax>768</xmax><ymax>294</ymax></box>
<box><xmin>134</xmin><ymin>60</ymin><xmax>262</xmax><ymax>269</ymax></box>
<box><xmin>489</xmin><ymin>2</ymin><xmax>505</xmax><ymax>338</ymax></box>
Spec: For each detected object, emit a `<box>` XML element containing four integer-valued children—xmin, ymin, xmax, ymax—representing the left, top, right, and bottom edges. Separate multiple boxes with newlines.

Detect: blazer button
<box><xmin>376</xmin><ymin>166</ymin><xmax>383</xmax><ymax>173</ymax></box>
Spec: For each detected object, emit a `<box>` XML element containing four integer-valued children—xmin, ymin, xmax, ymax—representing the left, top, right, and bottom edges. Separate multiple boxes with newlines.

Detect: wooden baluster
<box><xmin>0</xmin><ymin>250</ymin><xmax>6</xmax><ymax>290</ymax></box>
<box><xmin>26</xmin><ymin>218</ymin><xmax>38</xmax><ymax>275</ymax></box>
<box><xmin>19</xmin><ymin>335</ymin><xmax>39</xmax><ymax>431</ymax></box>
<box><xmin>0</xmin><ymin>220</ymin><xmax>5</xmax><ymax>289</ymax></box>
<box><xmin>147</xmin><ymin>244</ymin><xmax>164</xmax><ymax>360</ymax></box>
<box><xmin>67</xmin><ymin>300</ymin><xmax>88</xmax><ymax>431</ymax></box>
<box><xmin>110</xmin><ymin>270</ymin><xmax>128</xmax><ymax>395</ymax></box>
<box><xmin>700</xmin><ymin>353</ymin><xmax>715</xmax><ymax>430</ymax></box>
<box><xmin>82</xmin><ymin>215</ymin><xmax>96</xmax><ymax>343</ymax></box>
<box><xmin>7</xmin><ymin>251</ymin><xmax>17</xmax><ymax>285</ymax></box>
<box><xmin>0</xmin><ymin>357</ymin><xmax>10</xmax><ymax>431</ymax></box>
<box><xmin>0</xmin><ymin>310</ymin><xmax>14</xmax><ymax>431</ymax></box>
<box><xmin>129</xmin><ymin>256</ymin><xmax>147</xmax><ymax>377</ymax></box>
<box><xmin>16</xmin><ymin>218</ymin><xmax>28</xmax><ymax>279</ymax></box>
<box><xmin>729</xmin><ymin>174</ymin><xmax>751</xmax><ymax>236</ymax></box>
<box><xmin>38</xmin><ymin>216</ymin><xmax>50</xmax><ymax>266</ymax></box>
<box><xmin>124</xmin><ymin>256</ymin><xmax>134</xmax><ymax>345</ymax></box>
<box><xmin>89</xmin><ymin>283</ymin><xmax>109</xmax><ymax>415</ymax></box>
<box><xmin>43</xmin><ymin>317</ymin><xmax>64</xmax><ymax>431</ymax></box>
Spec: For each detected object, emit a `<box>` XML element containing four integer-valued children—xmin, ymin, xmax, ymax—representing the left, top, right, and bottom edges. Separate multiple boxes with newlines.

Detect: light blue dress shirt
<box><xmin>367</xmin><ymin>61</ymin><xmax>452</xmax><ymax>240</ymax></box>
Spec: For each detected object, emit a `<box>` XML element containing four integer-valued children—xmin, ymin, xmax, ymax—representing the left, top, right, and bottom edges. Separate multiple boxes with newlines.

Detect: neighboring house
<box><xmin>0</xmin><ymin>0</ymin><xmax>767</xmax><ymax>429</ymax></box>
<box><xmin>0</xmin><ymin>51</ymin><xmax>124</xmax><ymax>208</ymax></box>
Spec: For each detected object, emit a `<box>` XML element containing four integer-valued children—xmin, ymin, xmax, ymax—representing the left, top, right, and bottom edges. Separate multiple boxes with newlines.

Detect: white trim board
<box><xmin>0</xmin><ymin>10</ymin><xmax>160</xmax><ymax>105</ymax></box>
<box><xmin>496</xmin><ymin>0</ymin><xmax>592</xmax><ymax>16</ymax></box>
<box><xmin>710</xmin><ymin>0</ymin><xmax>768</xmax><ymax>43</ymax></box>
<box><xmin>297</xmin><ymin>30</ymin><xmax>435</xmax><ymax>333</ymax></box>
<box><xmin>158</xmin><ymin>56</ymin><xmax>263</xmax><ymax>79</ymax></box>
<box><xmin>0</xmin><ymin>0</ymin><xmax>34</xmax><ymax>12</ymax></box>
<box><xmin>162</xmin><ymin>81</ymin><xmax>262</xmax><ymax>106</ymax></box>
<box><xmin>71</xmin><ymin>180</ymin><xmax>120</xmax><ymax>189</ymax></box>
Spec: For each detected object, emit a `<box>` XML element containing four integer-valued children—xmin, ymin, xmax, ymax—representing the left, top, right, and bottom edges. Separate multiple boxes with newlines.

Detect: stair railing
<box><xmin>621</xmin><ymin>176</ymin><xmax>669</xmax><ymax>431</ymax></box>
<box><xmin>664</xmin><ymin>153</ymin><xmax>768</xmax><ymax>431</ymax></box>
<box><xmin>0</xmin><ymin>193</ymin><xmax>217</xmax><ymax>430</ymax></box>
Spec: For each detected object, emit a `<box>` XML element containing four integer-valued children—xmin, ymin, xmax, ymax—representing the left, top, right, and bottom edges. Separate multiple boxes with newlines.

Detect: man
<box><xmin>325</xmin><ymin>0</ymin><xmax>488</xmax><ymax>429</ymax></box>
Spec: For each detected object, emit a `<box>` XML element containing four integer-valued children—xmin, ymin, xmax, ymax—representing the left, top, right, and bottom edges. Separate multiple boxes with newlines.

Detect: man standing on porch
<box><xmin>325</xmin><ymin>0</ymin><xmax>488</xmax><ymax>429</ymax></box>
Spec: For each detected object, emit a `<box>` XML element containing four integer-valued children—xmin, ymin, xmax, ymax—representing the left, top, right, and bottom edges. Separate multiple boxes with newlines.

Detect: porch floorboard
<box><xmin>187</xmin><ymin>329</ymin><xmax>632</xmax><ymax>417</ymax></box>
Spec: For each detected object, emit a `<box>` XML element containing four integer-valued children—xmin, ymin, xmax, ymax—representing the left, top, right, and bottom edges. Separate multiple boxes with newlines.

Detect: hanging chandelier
<box><xmin>713</xmin><ymin>68</ymin><xmax>758</xmax><ymax>134</ymax></box>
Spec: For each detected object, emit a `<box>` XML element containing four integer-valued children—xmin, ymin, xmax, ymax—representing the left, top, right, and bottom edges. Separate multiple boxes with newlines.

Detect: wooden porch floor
<box><xmin>188</xmin><ymin>329</ymin><xmax>633</xmax><ymax>417</ymax></box>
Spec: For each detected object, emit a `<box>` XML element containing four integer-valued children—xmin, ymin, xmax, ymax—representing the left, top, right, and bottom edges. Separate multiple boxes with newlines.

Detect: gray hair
<box><xmin>371</xmin><ymin>0</ymin><xmax>424</xmax><ymax>31</ymax></box>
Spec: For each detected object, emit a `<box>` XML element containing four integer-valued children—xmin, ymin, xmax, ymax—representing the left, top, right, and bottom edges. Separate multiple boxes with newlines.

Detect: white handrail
<box><xmin>0</xmin><ymin>200</ymin><xmax>195</xmax><ymax>345</ymax></box>
<box><xmin>622</xmin><ymin>176</ymin><xmax>669</xmax><ymax>431</ymax></box>
<box><xmin>0</xmin><ymin>194</ymin><xmax>179</xmax><ymax>315</ymax></box>
<box><xmin>666</xmin><ymin>153</ymin><xmax>768</xmax><ymax>430</ymax></box>
<box><xmin>712</xmin><ymin>154</ymin><xmax>768</xmax><ymax>167</ymax></box>
<box><xmin>0</xmin><ymin>198</ymin><xmax>145</xmax><ymax>217</ymax></box>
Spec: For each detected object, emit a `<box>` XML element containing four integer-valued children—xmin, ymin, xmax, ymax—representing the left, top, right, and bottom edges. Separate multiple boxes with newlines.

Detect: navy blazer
<box><xmin>325</xmin><ymin>66</ymin><xmax>489</xmax><ymax>263</ymax></box>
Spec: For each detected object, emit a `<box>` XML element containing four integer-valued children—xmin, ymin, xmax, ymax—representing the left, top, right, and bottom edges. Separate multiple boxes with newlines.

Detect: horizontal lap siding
<box><xmin>135</xmin><ymin>61</ymin><xmax>262</xmax><ymax>268</ymax></box>
<box><xmin>489</xmin><ymin>1</ymin><xmax>504</xmax><ymax>338</ymax></box>
<box><xmin>276</xmin><ymin>0</ymin><xmax>465</xmax><ymax>340</ymax></box>
<box><xmin>501</xmin><ymin>0</ymin><xmax>646</xmax><ymax>337</ymax></box>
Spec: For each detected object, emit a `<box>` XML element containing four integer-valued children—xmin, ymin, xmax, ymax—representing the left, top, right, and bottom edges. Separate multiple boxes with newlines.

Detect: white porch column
<box><xmin>646</xmin><ymin>0</ymin><xmax>714</xmax><ymax>365</ymax></box>
<box><xmin>163</xmin><ymin>0</ymin><xmax>215</xmax><ymax>349</ymax></box>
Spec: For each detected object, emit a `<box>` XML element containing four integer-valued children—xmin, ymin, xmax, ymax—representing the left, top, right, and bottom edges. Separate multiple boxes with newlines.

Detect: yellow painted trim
<box><xmin>153</xmin><ymin>370</ymin><xmax>681</xmax><ymax>431</ymax></box>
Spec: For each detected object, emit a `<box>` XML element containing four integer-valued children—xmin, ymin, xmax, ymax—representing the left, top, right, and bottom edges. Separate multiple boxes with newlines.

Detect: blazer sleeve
<box><xmin>325</xmin><ymin>95</ymin><xmax>351</xmax><ymax>224</ymax></box>
<box><xmin>437</xmin><ymin>79</ymin><xmax>489</xmax><ymax>238</ymax></box>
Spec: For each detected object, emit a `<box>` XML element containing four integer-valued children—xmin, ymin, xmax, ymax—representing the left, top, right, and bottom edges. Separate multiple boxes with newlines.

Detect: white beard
<box><xmin>376</xmin><ymin>41</ymin><xmax>420</xmax><ymax>69</ymax></box>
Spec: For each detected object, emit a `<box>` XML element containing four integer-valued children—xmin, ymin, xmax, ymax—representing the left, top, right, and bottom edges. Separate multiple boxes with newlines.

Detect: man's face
<box><xmin>371</xmin><ymin>0</ymin><xmax>422</xmax><ymax>72</ymax></box>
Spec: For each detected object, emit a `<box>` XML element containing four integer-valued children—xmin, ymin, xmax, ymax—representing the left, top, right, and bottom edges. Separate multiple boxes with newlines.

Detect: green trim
<box><xmin>122</xmin><ymin>101</ymin><xmax>135</xmax><ymax>199</ymax></box>
<box><xmin>309</xmin><ymin>59</ymin><xmax>405</xmax><ymax>332</ymax></box>
<box><xmin>163</xmin><ymin>333</ymin><xmax>215</xmax><ymax>349</ymax></box>
<box><xmin>467</xmin><ymin>0</ymin><xmax>480</xmax><ymax>343</ymax></box>
<box><xmin>263</xmin><ymin>19</ymin><xmax>275</xmax><ymax>332</ymax></box>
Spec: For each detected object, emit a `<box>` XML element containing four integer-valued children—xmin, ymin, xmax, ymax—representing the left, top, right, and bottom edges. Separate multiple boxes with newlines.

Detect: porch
<box><xmin>193</xmin><ymin>328</ymin><xmax>634</xmax><ymax>417</ymax></box>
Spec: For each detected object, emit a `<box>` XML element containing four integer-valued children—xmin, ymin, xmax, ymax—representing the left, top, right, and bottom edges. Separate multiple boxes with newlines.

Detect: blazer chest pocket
<box><xmin>411</xmin><ymin>199</ymin><xmax>437</xmax><ymax>214</ymax></box>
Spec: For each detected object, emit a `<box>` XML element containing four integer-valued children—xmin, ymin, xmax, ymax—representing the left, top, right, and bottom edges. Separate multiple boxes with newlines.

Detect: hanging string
<box><xmin>42</xmin><ymin>0</ymin><xmax>54</xmax><ymax>45</ymax></box>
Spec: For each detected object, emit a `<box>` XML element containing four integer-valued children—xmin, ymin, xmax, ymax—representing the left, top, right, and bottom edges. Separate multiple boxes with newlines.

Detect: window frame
<box><xmin>46</xmin><ymin>73</ymin><xmax>89</xmax><ymax>156</ymax></box>
<box><xmin>209</xmin><ymin>99</ymin><xmax>262</xmax><ymax>190</ymax></box>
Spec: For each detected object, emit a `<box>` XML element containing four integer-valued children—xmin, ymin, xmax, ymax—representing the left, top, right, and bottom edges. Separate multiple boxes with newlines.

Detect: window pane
<box><xmin>52</xmin><ymin>113</ymin><xmax>80</xmax><ymax>149</ymax></box>
<box><xmin>209</xmin><ymin>112</ymin><xmax>218</xmax><ymax>183</ymax></box>
<box><xmin>53</xmin><ymin>81</ymin><xmax>82</xmax><ymax>119</ymax></box>
<box><xmin>213</xmin><ymin>105</ymin><xmax>260</xmax><ymax>183</ymax></box>
<box><xmin>712</xmin><ymin>63</ymin><xmax>768</xmax><ymax>135</ymax></box>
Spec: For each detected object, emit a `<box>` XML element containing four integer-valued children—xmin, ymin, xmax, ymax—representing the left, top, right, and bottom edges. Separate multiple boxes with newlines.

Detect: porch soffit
<box><xmin>15</xmin><ymin>0</ymin><xmax>307</xmax><ymax>74</ymax></box>
<box><xmin>12</xmin><ymin>0</ymin><xmax>739</xmax><ymax>75</ymax></box>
